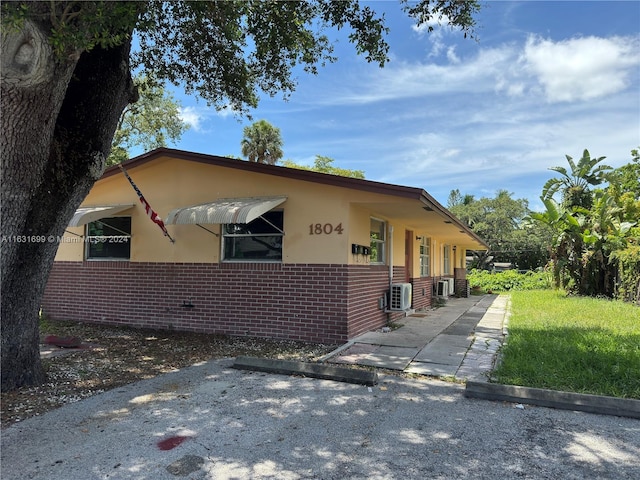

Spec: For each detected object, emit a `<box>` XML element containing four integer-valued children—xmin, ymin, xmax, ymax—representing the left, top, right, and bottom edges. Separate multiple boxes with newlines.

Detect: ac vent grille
<box><xmin>389</xmin><ymin>283</ymin><xmax>412</xmax><ymax>311</ymax></box>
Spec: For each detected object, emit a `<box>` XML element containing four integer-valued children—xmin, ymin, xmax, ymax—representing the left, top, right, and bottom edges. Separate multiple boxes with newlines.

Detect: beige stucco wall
<box><xmin>56</xmin><ymin>156</ymin><xmax>377</xmax><ymax>265</ymax></box>
<box><xmin>55</xmin><ymin>155</ymin><xmax>480</xmax><ymax>272</ymax></box>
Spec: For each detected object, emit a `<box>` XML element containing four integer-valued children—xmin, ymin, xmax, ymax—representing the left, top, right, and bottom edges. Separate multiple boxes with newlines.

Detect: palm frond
<box><xmin>565</xmin><ymin>154</ymin><xmax>577</xmax><ymax>175</ymax></box>
<box><xmin>549</xmin><ymin>166</ymin><xmax>569</xmax><ymax>177</ymax></box>
<box><xmin>542</xmin><ymin>178</ymin><xmax>562</xmax><ymax>200</ymax></box>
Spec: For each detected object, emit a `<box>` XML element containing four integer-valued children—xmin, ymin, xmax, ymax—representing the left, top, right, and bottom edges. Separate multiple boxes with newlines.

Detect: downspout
<box><xmin>389</xmin><ymin>225</ymin><xmax>394</xmax><ymax>291</ymax></box>
<box><xmin>387</xmin><ymin>225</ymin><xmax>394</xmax><ymax>323</ymax></box>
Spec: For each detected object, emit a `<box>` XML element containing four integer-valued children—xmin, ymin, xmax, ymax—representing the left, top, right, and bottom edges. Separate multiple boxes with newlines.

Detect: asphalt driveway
<box><xmin>2</xmin><ymin>358</ymin><xmax>639</xmax><ymax>479</ymax></box>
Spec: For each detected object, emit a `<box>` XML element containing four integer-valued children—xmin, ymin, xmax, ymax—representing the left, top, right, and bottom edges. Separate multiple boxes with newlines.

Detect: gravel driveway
<box><xmin>2</xmin><ymin>358</ymin><xmax>639</xmax><ymax>479</ymax></box>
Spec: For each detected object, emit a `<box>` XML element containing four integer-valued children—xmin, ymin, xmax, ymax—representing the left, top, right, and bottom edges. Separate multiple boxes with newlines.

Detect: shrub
<box><xmin>468</xmin><ymin>269</ymin><xmax>552</xmax><ymax>292</ymax></box>
<box><xmin>611</xmin><ymin>244</ymin><xmax>640</xmax><ymax>305</ymax></box>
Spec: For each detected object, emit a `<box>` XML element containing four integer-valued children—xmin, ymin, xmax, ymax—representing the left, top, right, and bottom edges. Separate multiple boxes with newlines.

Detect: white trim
<box><xmin>68</xmin><ymin>204</ymin><xmax>134</xmax><ymax>227</ymax></box>
<box><xmin>165</xmin><ymin>196</ymin><xmax>287</xmax><ymax>225</ymax></box>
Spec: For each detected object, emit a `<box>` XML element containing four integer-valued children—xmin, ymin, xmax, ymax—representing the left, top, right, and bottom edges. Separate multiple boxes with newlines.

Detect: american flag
<box><xmin>119</xmin><ymin>164</ymin><xmax>175</xmax><ymax>243</ymax></box>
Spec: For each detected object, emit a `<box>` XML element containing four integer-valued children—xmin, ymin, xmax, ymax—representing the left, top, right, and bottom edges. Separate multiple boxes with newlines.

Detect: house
<box><xmin>42</xmin><ymin>148</ymin><xmax>488</xmax><ymax>344</ymax></box>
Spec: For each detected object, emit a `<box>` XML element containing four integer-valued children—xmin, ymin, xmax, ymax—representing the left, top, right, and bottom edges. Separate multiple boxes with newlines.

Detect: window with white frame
<box><xmin>370</xmin><ymin>218</ymin><xmax>386</xmax><ymax>264</ymax></box>
<box><xmin>85</xmin><ymin>217</ymin><xmax>131</xmax><ymax>260</ymax></box>
<box><xmin>443</xmin><ymin>244</ymin><xmax>451</xmax><ymax>275</ymax></box>
<box><xmin>222</xmin><ymin>210</ymin><xmax>283</xmax><ymax>261</ymax></box>
<box><xmin>419</xmin><ymin>236</ymin><xmax>431</xmax><ymax>277</ymax></box>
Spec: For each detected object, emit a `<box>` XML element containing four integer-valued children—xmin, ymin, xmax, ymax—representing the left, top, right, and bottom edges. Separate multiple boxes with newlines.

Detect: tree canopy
<box><xmin>608</xmin><ymin>147</ymin><xmax>640</xmax><ymax>200</ymax></box>
<box><xmin>529</xmin><ymin>148</ymin><xmax>639</xmax><ymax>300</ymax></box>
<box><xmin>108</xmin><ymin>75</ymin><xmax>189</xmax><ymax>165</ymax></box>
<box><xmin>3</xmin><ymin>1</ymin><xmax>479</xmax><ymax>112</ymax></box>
<box><xmin>447</xmin><ymin>189</ymin><xmax>548</xmax><ymax>270</ymax></box>
<box><xmin>240</xmin><ymin>120</ymin><xmax>284</xmax><ymax>164</ymax></box>
<box><xmin>282</xmin><ymin>155</ymin><xmax>365</xmax><ymax>178</ymax></box>
<box><xmin>542</xmin><ymin>149</ymin><xmax>612</xmax><ymax>209</ymax></box>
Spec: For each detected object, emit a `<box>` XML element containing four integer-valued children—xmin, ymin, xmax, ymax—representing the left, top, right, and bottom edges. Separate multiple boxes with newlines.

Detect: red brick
<box><xmin>43</xmin><ymin>261</ymin><xmax>434</xmax><ymax>344</ymax></box>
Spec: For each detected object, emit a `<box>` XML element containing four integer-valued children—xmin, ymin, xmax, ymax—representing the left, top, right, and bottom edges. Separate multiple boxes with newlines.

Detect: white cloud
<box><xmin>411</xmin><ymin>14</ymin><xmax>452</xmax><ymax>35</ymax></box>
<box><xmin>308</xmin><ymin>33</ymin><xmax>639</xmax><ymax>108</ymax></box>
<box><xmin>366</xmin><ymin>86</ymin><xmax>639</xmax><ymax>205</ymax></box>
<box><xmin>319</xmin><ymin>45</ymin><xmax>516</xmax><ymax>105</ymax></box>
<box><xmin>179</xmin><ymin>104</ymin><xmax>238</xmax><ymax>132</ymax></box>
<box><xmin>213</xmin><ymin>105</ymin><xmax>239</xmax><ymax>119</ymax></box>
<box><xmin>411</xmin><ymin>13</ymin><xmax>457</xmax><ymax>59</ymax></box>
<box><xmin>446</xmin><ymin>46</ymin><xmax>460</xmax><ymax>64</ymax></box>
<box><xmin>178</xmin><ymin>106</ymin><xmax>205</xmax><ymax>131</ymax></box>
<box><xmin>522</xmin><ymin>35</ymin><xmax>640</xmax><ymax>102</ymax></box>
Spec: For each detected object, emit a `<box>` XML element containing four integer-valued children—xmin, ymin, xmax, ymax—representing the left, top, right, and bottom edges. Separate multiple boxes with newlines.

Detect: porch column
<box><xmin>454</xmin><ymin>267</ymin><xmax>469</xmax><ymax>298</ymax></box>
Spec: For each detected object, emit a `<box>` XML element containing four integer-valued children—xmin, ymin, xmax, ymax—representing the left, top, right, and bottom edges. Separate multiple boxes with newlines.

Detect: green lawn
<box><xmin>492</xmin><ymin>290</ymin><xmax>640</xmax><ymax>399</ymax></box>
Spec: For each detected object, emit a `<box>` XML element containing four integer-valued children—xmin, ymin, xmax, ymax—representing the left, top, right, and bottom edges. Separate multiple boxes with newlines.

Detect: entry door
<box><xmin>405</xmin><ymin>230</ymin><xmax>413</xmax><ymax>283</ymax></box>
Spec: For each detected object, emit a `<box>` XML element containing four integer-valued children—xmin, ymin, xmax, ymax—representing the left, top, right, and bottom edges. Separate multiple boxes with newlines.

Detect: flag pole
<box><xmin>119</xmin><ymin>164</ymin><xmax>175</xmax><ymax>243</ymax></box>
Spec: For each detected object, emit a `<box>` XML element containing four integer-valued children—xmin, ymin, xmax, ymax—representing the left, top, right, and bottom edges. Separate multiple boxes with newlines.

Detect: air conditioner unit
<box><xmin>446</xmin><ymin>278</ymin><xmax>455</xmax><ymax>295</ymax></box>
<box><xmin>436</xmin><ymin>280</ymin><xmax>449</xmax><ymax>298</ymax></box>
<box><xmin>389</xmin><ymin>283</ymin><xmax>412</xmax><ymax>311</ymax></box>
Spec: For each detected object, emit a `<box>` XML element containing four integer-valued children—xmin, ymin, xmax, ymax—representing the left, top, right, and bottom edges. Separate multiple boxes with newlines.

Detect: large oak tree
<box><xmin>1</xmin><ymin>0</ymin><xmax>479</xmax><ymax>391</ymax></box>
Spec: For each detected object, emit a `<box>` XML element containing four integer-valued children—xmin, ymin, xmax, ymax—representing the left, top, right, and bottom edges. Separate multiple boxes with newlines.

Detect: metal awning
<box><xmin>165</xmin><ymin>196</ymin><xmax>287</xmax><ymax>225</ymax></box>
<box><xmin>68</xmin><ymin>204</ymin><xmax>134</xmax><ymax>227</ymax></box>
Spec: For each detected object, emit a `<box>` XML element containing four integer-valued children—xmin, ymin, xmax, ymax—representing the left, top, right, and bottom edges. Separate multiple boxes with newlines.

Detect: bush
<box><xmin>611</xmin><ymin>244</ymin><xmax>640</xmax><ymax>305</ymax></box>
<box><xmin>468</xmin><ymin>269</ymin><xmax>552</xmax><ymax>292</ymax></box>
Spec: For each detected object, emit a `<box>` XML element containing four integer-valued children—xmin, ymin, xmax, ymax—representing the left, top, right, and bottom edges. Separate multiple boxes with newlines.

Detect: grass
<box><xmin>492</xmin><ymin>290</ymin><xmax>640</xmax><ymax>399</ymax></box>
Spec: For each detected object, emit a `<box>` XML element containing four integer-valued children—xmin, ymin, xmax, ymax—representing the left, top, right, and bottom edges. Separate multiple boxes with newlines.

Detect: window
<box><xmin>419</xmin><ymin>237</ymin><xmax>431</xmax><ymax>277</ymax></box>
<box><xmin>86</xmin><ymin>217</ymin><xmax>131</xmax><ymax>260</ymax></box>
<box><xmin>223</xmin><ymin>210</ymin><xmax>283</xmax><ymax>261</ymax></box>
<box><xmin>443</xmin><ymin>244</ymin><xmax>451</xmax><ymax>275</ymax></box>
<box><xmin>370</xmin><ymin>218</ymin><xmax>386</xmax><ymax>264</ymax></box>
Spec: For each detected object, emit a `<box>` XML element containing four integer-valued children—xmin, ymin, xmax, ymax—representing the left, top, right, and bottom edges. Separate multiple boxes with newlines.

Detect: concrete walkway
<box><xmin>323</xmin><ymin>294</ymin><xmax>640</xmax><ymax>419</ymax></box>
<box><xmin>324</xmin><ymin>294</ymin><xmax>507</xmax><ymax>382</ymax></box>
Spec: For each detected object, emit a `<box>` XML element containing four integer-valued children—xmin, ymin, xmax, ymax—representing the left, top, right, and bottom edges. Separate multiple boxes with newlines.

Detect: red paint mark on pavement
<box><xmin>157</xmin><ymin>436</ymin><xmax>190</xmax><ymax>451</ymax></box>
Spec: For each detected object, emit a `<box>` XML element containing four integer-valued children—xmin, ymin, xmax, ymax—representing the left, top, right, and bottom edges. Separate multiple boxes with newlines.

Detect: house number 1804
<box><xmin>309</xmin><ymin>223</ymin><xmax>344</xmax><ymax>235</ymax></box>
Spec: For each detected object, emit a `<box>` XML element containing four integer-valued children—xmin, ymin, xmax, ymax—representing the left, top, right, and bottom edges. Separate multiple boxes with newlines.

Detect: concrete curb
<box><xmin>232</xmin><ymin>356</ymin><xmax>378</xmax><ymax>386</ymax></box>
<box><xmin>465</xmin><ymin>381</ymin><xmax>640</xmax><ymax>419</ymax></box>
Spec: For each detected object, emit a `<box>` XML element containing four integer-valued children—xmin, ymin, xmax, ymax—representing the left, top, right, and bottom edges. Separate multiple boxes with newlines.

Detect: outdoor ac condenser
<box><xmin>436</xmin><ymin>280</ymin><xmax>449</xmax><ymax>298</ymax></box>
<box><xmin>389</xmin><ymin>283</ymin><xmax>412</xmax><ymax>311</ymax></box>
<box><xmin>446</xmin><ymin>278</ymin><xmax>455</xmax><ymax>295</ymax></box>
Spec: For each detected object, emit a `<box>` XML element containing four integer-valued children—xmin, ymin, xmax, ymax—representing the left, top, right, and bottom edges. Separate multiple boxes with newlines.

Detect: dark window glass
<box><xmin>223</xmin><ymin>211</ymin><xmax>283</xmax><ymax>261</ymax></box>
<box><xmin>86</xmin><ymin>217</ymin><xmax>131</xmax><ymax>260</ymax></box>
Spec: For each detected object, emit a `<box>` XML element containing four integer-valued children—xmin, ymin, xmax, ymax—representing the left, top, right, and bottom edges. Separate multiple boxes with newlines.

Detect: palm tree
<box><xmin>240</xmin><ymin>120</ymin><xmax>284</xmax><ymax>165</ymax></box>
<box><xmin>542</xmin><ymin>149</ymin><xmax>611</xmax><ymax>209</ymax></box>
<box><xmin>527</xmin><ymin>198</ymin><xmax>584</xmax><ymax>289</ymax></box>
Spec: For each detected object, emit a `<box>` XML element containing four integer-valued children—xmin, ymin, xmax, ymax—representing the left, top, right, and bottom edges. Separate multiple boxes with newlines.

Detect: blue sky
<box><xmin>147</xmin><ymin>1</ymin><xmax>640</xmax><ymax>210</ymax></box>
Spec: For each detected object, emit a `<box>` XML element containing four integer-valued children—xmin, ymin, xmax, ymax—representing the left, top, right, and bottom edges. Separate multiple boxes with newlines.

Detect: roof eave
<box><xmin>419</xmin><ymin>192</ymin><xmax>489</xmax><ymax>250</ymax></box>
<box><xmin>103</xmin><ymin>148</ymin><xmax>424</xmax><ymax>200</ymax></box>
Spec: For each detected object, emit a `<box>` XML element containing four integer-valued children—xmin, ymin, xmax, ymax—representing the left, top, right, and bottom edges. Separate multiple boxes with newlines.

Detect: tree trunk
<box><xmin>1</xmin><ymin>20</ymin><xmax>135</xmax><ymax>391</ymax></box>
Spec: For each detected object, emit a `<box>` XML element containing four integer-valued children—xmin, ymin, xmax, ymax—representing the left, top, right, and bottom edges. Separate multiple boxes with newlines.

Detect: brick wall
<box><xmin>42</xmin><ymin>262</ymin><xmax>411</xmax><ymax>344</ymax></box>
<box><xmin>346</xmin><ymin>265</ymin><xmax>391</xmax><ymax>338</ymax></box>
<box><xmin>454</xmin><ymin>279</ymin><xmax>470</xmax><ymax>298</ymax></box>
<box><xmin>453</xmin><ymin>267</ymin><xmax>469</xmax><ymax>298</ymax></box>
<box><xmin>410</xmin><ymin>276</ymin><xmax>433</xmax><ymax>310</ymax></box>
